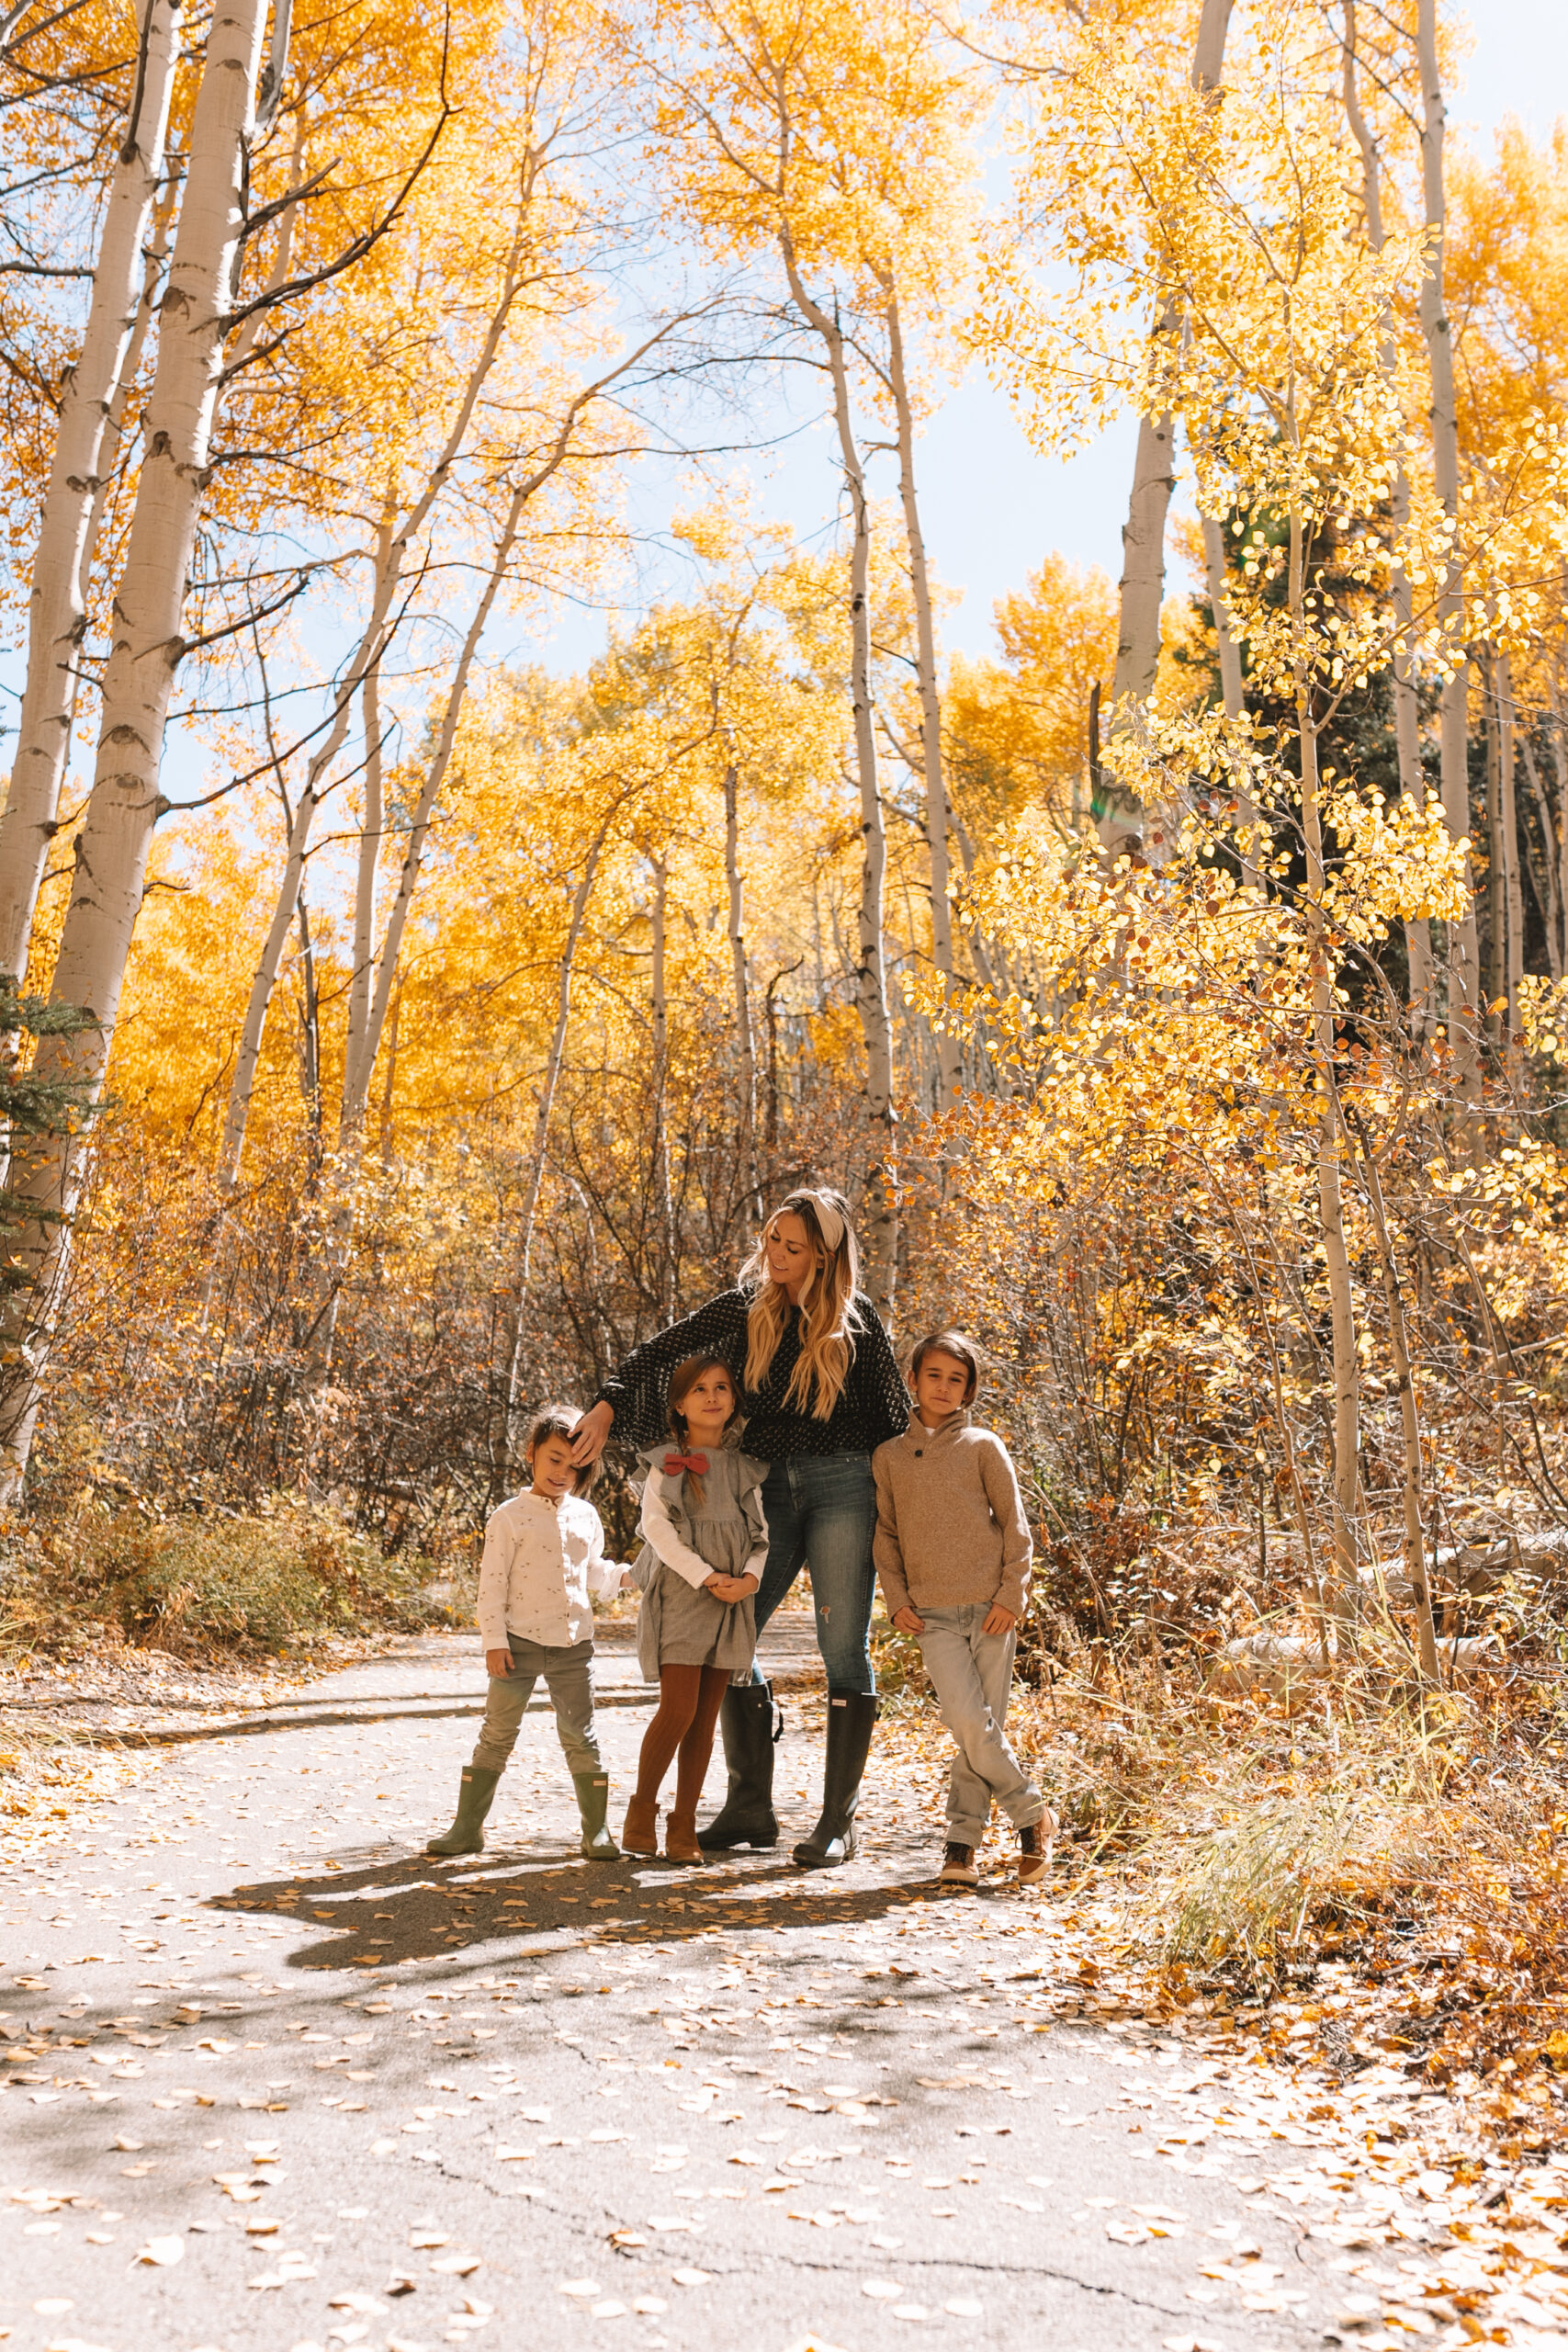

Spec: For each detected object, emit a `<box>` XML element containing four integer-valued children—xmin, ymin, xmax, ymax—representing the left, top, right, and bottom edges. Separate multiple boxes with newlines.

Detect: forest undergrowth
<box><xmin>876</xmin><ymin>1543</ymin><xmax>1568</xmax><ymax>2139</ymax></box>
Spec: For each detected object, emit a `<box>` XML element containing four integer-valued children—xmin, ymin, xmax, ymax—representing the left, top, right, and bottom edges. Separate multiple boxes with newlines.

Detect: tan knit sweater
<box><xmin>872</xmin><ymin>1409</ymin><xmax>1032</xmax><ymax>1618</ymax></box>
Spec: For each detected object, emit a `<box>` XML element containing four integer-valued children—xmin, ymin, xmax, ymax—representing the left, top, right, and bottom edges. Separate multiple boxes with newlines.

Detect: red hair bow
<box><xmin>662</xmin><ymin>1452</ymin><xmax>708</xmax><ymax>1476</ymax></box>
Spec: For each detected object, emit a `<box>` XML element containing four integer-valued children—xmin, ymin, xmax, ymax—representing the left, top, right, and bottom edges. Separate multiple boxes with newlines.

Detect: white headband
<box><xmin>797</xmin><ymin>1190</ymin><xmax>845</xmax><ymax>1254</ymax></box>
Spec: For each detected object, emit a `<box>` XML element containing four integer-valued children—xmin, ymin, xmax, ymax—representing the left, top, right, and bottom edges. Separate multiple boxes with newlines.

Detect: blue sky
<box><xmin>6</xmin><ymin>3</ymin><xmax>1562</xmax><ymax>810</ymax></box>
<box><xmin>535</xmin><ymin>0</ymin><xmax>1568</xmax><ymax>675</ymax></box>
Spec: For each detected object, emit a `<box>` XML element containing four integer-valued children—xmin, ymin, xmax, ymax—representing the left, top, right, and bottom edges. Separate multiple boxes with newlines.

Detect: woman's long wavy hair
<box><xmin>740</xmin><ymin>1188</ymin><xmax>858</xmax><ymax>1420</ymax></box>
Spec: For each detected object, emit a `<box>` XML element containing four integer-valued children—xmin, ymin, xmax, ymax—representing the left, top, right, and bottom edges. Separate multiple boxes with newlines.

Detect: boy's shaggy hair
<box><xmin>525</xmin><ymin>1402</ymin><xmax>595</xmax><ymax>1494</ymax></box>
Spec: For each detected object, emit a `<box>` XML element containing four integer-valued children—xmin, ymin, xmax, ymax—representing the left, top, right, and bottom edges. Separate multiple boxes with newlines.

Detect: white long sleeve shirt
<box><xmin>639</xmin><ymin>1470</ymin><xmax>768</xmax><ymax>1592</ymax></box>
<box><xmin>476</xmin><ymin>1489</ymin><xmax>624</xmax><ymax>1650</ymax></box>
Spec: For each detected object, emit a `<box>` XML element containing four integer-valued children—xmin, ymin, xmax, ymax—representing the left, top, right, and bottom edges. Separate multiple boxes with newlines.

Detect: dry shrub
<box><xmin>1160</xmin><ymin>1792</ymin><xmax>1362</xmax><ymax>1984</ymax></box>
<box><xmin>0</xmin><ymin>1496</ymin><xmax>448</xmax><ymax>1657</ymax></box>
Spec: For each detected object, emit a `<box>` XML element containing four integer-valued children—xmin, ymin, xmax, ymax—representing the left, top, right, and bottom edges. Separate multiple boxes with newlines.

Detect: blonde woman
<box><xmin>570</xmin><ymin>1187</ymin><xmax>908</xmax><ymax>1867</ymax></box>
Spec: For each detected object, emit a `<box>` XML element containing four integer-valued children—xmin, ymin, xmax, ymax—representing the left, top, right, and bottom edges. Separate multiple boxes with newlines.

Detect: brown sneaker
<box><xmin>938</xmin><ymin>1841</ymin><xmax>978</xmax><ymax>1886</ymax></box>
<box><xmin>1018</xmin><ymin>1812</ymin><xmax>1056</xmax><ymax>1887</ymax></box>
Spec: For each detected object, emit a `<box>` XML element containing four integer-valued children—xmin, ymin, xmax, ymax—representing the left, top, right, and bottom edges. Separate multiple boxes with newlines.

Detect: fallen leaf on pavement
<box><xmin>136</xmin><ymin>2235</ymin><xmax>184</xmax><ymax>2267</ymax></box>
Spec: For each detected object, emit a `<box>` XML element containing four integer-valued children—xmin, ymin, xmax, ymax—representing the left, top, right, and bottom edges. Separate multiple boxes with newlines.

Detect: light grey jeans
<box><xmin>471</xmin><ymin>1635</ymin><xmax>603</xmax><ymax>1778</ymax></box>
<box><xmin>917</xmin><ymin>1606</ymin><xmax>1043</xmax><ymax>1847</ymax></box>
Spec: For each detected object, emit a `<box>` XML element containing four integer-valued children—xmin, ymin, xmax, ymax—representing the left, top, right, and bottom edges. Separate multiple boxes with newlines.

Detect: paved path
<box><xmin>1</xmin><ymin>1628</ymin><xmax>1509</xmax><ymax>2352</ymax></box>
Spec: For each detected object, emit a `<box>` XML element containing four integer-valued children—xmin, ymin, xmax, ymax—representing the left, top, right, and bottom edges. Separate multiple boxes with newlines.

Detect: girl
<box><xmin>623</xmin><ymin>1356</ymin><xmax>767</xmax><ymax>1863</ymax></box>
<box><xmin>570</xmin><ymin>1187</ymin><xmax>908</xmax><ymax>1869</ymax></box>
<box><xmin>428</xmin><ymin>1404</ymin><xmax>631</xmax><ymax>1860</ymax></box>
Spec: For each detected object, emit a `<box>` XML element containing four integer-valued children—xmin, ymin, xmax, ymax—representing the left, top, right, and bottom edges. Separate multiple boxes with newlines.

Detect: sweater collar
<box><xmin>905</xmin><ymin>1406</ymin><xmax>972</xmax><ymax>1447</ymax></box>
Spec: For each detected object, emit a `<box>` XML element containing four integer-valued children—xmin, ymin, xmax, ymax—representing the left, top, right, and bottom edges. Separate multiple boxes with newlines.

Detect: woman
<box><xmin>569</xmin><ymin>1186</ymin><xmax>908</xmax><ymax>1867</ymax></box>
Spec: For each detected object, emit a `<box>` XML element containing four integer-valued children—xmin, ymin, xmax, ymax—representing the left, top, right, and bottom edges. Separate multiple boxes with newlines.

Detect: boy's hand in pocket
<box><xmin>892</xmin><ymin>1606</ymin><xmax>925</xmax><ymax>1635</ymax></box>
<box><xmin>982</xmin><ymin>1604</ymin><xmax>1017</xmax><ymax>1636</ymax></box>
<box><xmin>486</xmin><ymin>1649</ymin><xmax>513</xmax><ymax>1676</ymax></box>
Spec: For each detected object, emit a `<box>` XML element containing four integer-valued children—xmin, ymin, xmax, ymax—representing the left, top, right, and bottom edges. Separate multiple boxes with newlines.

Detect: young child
<box><xmin>873</xmin><ymin>1329</ymin><xmax>1054</xmax><ymax>1888</ymax></box>
<box><xmin>428</xmin><ymin>1403</ymin><xmax>631</xmax><ymax>1861</ymax></box>
<box><xmin>622</xmin><ymin>1355</ymin><xmax>766</xmax><ymax>1864</ymax></box>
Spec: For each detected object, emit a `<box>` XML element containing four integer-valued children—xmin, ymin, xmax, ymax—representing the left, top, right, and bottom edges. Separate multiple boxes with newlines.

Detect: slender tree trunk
<box><xmin>1343</xmin><ymin>5</ymin><xmax>1435</xmax><ymax>1021</ymax></box>
<box><xmin>220</xmin><ymin>778</ymin><xmax>316</xmax><ymax>1185</ymax></box>
<box><xmin>219</xmin><ymin>243</ymin><xmax>541</xmax><ymax>1185</ymax></box>
<box><xmin>721</xmin><ymin>753</ymin><xmax>761</xmax><ymax>1221</ymax></box>
<box><xmin>649</xmin><ymin>853</ymin><xmax>676</xmax><ymax>1319</ymax></box>
<box><xmin>885</xmin><ymin>287</ymin><xmax>958</xmax><ymax>1106</ymax></box>
<box><xmin>343</xmin><ymin>531</ymin><xmax>390</xmax><ymax>1124</ymax></box>
<box><xmin>1521</xmin><ymin>730</ymin><xmax>1562</xmax><ymax>979</ymax></box>
<box><xmin>778</xmin><ymin>241</ymin><xmax>896</xmax><ymax>1315</ymax></box>
<box><xmin>1498</xmin><ymin>650</ymin><xmax>1523</xmax><ymax>1030</ymax></box>
<box><xmin>1483</xmin><ymin>649</ymin><xmax>1506</xmax><ymax>1024</ymax></box>
<box><xmin>1097</xmin><ymin>0</ymin><xmax>1234</xmax><ymax>854</ymax></box>
<box><xmin>345</xmin><ymin>475</ymin><xmax>536</xmax><ymax>1140</ymax></box>
<box><xmin>499</xmin><ymin>821</ymin><xmax>612</xmax><ymax>1479</ymax></box>
<box><xmin>1352</xmin><ymin>1119</ymin><xmax>1440</xmax><ymax>1681</ymax></box>
<box><xmin>1292</xmin><ymin>495</ymin><xmax>1359</xmax><ymax>1629</ymax></box>
<box><xmin>0</xmin><ymin>0</ymin><xmax>270</xmax><ymax>1498</ymax></box>
<box><xmin>1200</xmin><ymin>511</ymin><xmax>1258</xmax><ymax>886</ymax></box>
<box><xmin>1416</xmin><ymin>0</ymin><xmax>1480</xmax><ymax>1089</ymax></box>
<box><xmin>0</xmin><ymin>0</ymin><xmax>183</xmax><ymax>983</ymax></box>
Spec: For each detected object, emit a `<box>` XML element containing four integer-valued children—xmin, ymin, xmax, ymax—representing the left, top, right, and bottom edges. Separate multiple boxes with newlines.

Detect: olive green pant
<box><xmin>471</xmin><ymin>1636</ymin><xmax>603</xmax><ymax>1777</ymax></box>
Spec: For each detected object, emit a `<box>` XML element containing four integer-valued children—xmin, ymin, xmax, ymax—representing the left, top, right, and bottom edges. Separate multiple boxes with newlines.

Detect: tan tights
<box><xmin>634</xmin><ymin>1663</ymin><xmax>728</xmax><ymax>1813</ymax></box>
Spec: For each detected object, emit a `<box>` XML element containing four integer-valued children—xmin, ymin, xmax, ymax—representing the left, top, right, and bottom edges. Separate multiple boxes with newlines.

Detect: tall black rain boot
<box><xmin>427</xmin><ymin>1766</ymin><xmax>501</xmax><ymax>1857</ymax></box>
<box><xmin>697</xmin><ymin>1681</ymin><xmax>781</xmax><ymax>1851</ymax></box>
<box><xmin>793</xmin><ymin>1691</ymin><xmax>878</xmax><ymax>1869</ymax></box>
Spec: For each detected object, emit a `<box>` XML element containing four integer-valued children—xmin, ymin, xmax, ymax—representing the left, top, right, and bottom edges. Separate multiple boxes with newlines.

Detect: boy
<box><xmin>427</xmin><ymin>1404</ymin><xmax>631</xmax><ymax>1861</ymax></box>
<box><xmin>873</xmin><ymin>1330</ymin><xmax>1053</xmax><ymax>1887</ymax></box>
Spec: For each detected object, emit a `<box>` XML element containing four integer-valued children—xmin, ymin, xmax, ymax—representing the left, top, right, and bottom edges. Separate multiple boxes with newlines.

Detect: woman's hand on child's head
<box><xmin>569</xmin><ymin>1399</ymin><xmax>614</xmax><ymax>1466</ymax></box>
<box><xmin>485</xmin><ymin>1648</ymin><xmax>514</xmax><ymax>1677</ymax></box>
<box><xmin>892</xmin><ymin>1605</ymin><xmax>926</xmax><ymax>1635</ymax></box>
<box><xmin>982</xmin><ymin>1603</ymin><xmax>1017</xmax><ymax>1637</ymax></box>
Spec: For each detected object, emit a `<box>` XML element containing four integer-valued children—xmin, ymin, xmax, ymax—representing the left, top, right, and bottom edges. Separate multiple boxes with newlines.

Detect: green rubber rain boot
<box><xmin>574</xmin><ymin>1771</ymin><xmax>619</xmax><ymax>1860</ymax></box>
<box><xmin>426</xmin><ymin>1766</ymin><xmax>500</xmax><ymax>1857</ymax></box>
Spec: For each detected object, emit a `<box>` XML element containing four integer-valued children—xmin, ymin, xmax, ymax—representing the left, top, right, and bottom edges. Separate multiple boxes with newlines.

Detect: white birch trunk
<box><xmin>217</xmin><ymin>229</ymin><xmax>538</xmax><ymax>1185</ymax></box>
<box><xmin>1354</xmin><ymin>1121</ymin><xmax>1440</xmax><ymax>1680</ymax></box>
<box><xmin>1097</xmin><ymin>0</ymin><xmax>1234</xmax><ymax>854</ymax></box>
<box><xmin>218</xmin><ymin>777</ymin><xmax>316</xmax><ymax>1184</ymax></box>
<box><xmin>343</xmin><ymin>631</ymin><xmax>387</xmax><ymax>1127</ymax></box>
<box><xmin>1342</xmin><ymin>3</ymin><xmax>1434</xmax><ymax>1015</ymax></box>
<box><xmin>1484</xmin><ymin>651</ymin><xmax>1506</xmax><ymax>1019</ymax></box>
<box><xmin>779</xmin><ymin>238</ymin><xmax>896</xmax><ymax>1315</ymax></box>
<box><xmin>721</xmin><ymin>752</ymin><xmax>760</xmax><ymax>1217</ymax></box>
<box><xmin>1498</xmin><ymin>650</ymin><xmax>1523</xmax><ymax>1027</ymax></box>
<box><xmin>886</xmin><ymin>287</ymin><xmax>958</xmax><ymax>1107</ymax></box>
<box><xmin>0</xmin><ymin>0</ymin><xmax>269</xmax><ymax>1495</ymax></box>
<box><xmin>649</xmin><ymin>852</ymin><xmax>676</xmax><ymax>1318</ymax></box>
<box><xmin>0</xmin><ymin>0</ymin><xmax>183</xmax><ymax>983</ymax></box>
<box><xmin>1292</xmin><ymin>495</ymin><xmax>1359</xmax><ymax>1631</ymax></box>
<box><xmin>500</xmin><ymin>822</ymin><xmax>611</xmax><ymax>1469</ymax></box>
<box><xmin>1200</xmin><ymin>511</ymin><xmax>1259</xmax><ymax>887</ymax></box>
<box><xmin>1416</xmin><ymin>0</ymin><xmax>1481</xmax><ymax>1086</ymax></box>
<box><xmin>344</xmin><ymin>472</ymin><xmax>536</xmax><ymax>1140</ymax></box>
<box><xmin>1520</xmin><ymin>731</ymin><xmax>1562</xmax><ymax>980</ymax></box>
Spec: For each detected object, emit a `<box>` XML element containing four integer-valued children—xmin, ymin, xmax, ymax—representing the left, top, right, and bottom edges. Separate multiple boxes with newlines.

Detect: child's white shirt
<box><xmin>476</xmin><ymin>1489</ymin><xmax>622</xmax><ymax>1650</ymax></box>
<box><xmin>639</xmin><ymin>1469</ymin><xmax>768</xmax><ymax>1592</ymax></box>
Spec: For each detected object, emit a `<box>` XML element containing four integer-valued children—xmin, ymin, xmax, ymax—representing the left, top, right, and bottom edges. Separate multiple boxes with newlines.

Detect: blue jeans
<box><xmin>751</xmin><ymin>1452</ymin><xmax>878</xmax><ymax>1695</ymax></box>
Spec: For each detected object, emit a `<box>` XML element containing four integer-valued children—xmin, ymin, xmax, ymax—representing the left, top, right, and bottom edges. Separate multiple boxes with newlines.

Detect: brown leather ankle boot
<box><xmin>621</xmin><ymin>1794</ymin><xmax>660</xmax><ymax>1856</ymax></box>
<box><xmin>664</xmin><ymin>1807</ymin><xmax>703</xmax><ymax>1864</ymax></box>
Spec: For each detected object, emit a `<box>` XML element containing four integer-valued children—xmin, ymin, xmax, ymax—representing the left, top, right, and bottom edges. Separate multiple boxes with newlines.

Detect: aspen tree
<box><xmin>0</xmin><ymin>0</ymin><xmax>183</xmax><ymax>985</ymax></box>
<box><xmin>1416</xmin><ymin>0</ymin><xmax>1481</xmax><ymax>1082</ymax></box>
<box><xmin>216</xmin><ymin>198</ymin><xmax>544</xmax><ymax>1187</ymax></box>
<box><xmin>1341</xmin><ymin>2</ymin><xmax>1435</xmax><ymax>1025</ymax></box>
<box><xmin>0</xmin><ymin>0</ymin><xmax>272</xmax><ymax>1495</ymax></box>
<box><xmin>1096</xmin><ymin>0</ymin><xmax>1234</xmax><ymax>854</ymax></box>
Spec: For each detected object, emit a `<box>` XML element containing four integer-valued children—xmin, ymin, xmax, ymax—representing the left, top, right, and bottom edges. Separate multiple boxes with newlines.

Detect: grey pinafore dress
<box><xmin>632</xmin><ymin>1442</ymin><xmax>765</xmax><ymax>1680</ymax></box>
